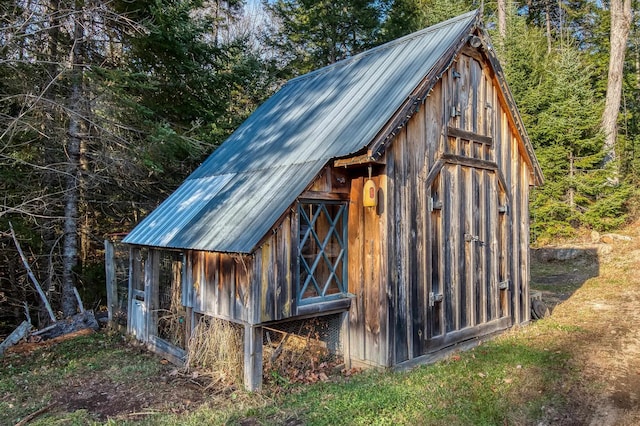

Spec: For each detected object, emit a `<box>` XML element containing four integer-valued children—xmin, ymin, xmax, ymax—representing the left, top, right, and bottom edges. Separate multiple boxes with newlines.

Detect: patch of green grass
<box><xmin>29</xmin><ymin>409</ymin><xmax>96</xmax><ymax>426</ymax></box>
<box><xmin>1</xmin><ymin>324</ymin><xmax>587</xmax><ymax>426</ymax></box>
<box><xmin>6</xmin><ymin>236</ymin><xmax>632</xmax><ymax>426</ymax></box>
<box><xmin>210</xmin><ymin>334</ymin><xmax>577</xmax><ymax>426</ymax></box>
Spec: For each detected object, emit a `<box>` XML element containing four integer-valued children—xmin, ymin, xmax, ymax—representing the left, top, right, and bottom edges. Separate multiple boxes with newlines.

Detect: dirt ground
<box><xmin>51</xmin><ymin>363</ymin><xmax>222</xmax><ymax>421</ymax></box>
<box><xmin>530</xmin><ymin>223</ymin><xmax>640</xmax><ymax>425</ymax></box>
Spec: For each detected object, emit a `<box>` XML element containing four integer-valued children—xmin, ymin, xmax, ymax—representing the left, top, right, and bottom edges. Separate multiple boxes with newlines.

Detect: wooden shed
<box><xmin>123</xmin><ymin>10</ymin><xmax>543</xmax><ymax>391</ymax></box>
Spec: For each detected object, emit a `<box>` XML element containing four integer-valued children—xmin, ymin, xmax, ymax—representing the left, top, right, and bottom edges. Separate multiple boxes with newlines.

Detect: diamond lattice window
<box><xmin>298</xmin><ymin>201</ymin><xmax>347</xmax><ymax>305</ymax></box>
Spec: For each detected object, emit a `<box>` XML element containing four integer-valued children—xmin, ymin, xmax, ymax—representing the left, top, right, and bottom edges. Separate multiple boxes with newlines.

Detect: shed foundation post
<box><xmin>244</xmin><ymin>324</ymin><xmax>263</xmax><ymax>391</ymax></box>
<box><xmin>104</xmin><ymin>239</ymin><xmax>117</xmax><ymax>324</ymax></box>
<box><xmin>340</xmin><ymin>311</ymin><xmax>351</xmax><ymax>369</ymax></box>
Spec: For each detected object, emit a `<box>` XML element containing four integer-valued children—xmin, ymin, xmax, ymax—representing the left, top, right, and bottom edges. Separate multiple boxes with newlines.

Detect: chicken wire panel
<box><xmin>158</xmin><ymin>251</ymin><xmax>183</xmax><ymax>311</ymax></box>
<box><xmin>157</xmin><ymin>250</ymin><xmax>186</xmax><ymax>349</ymax></box>
<box><xmin>107</xmin><ymin>240</ymin><xmax>135</xmax><ymax>325</ymax></box>
<box><xmin>113</xmin><ymin>243</ymin><xmax>131</xmax><ymax>310</ymax></box>
<box><xmin>263</xmin><ymin>313</ymin><xmax>344</xmax><ymax>354</ymax></box>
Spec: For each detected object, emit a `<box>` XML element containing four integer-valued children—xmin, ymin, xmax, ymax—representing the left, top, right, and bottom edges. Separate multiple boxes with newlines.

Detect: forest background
<box><xmin>0</xmin><ymin>0</ymin><xmax>637</xmax><ymax>330</ymax></box>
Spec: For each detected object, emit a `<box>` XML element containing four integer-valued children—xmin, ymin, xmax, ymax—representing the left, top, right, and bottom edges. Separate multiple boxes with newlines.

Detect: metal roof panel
<box><xmin>124</xmin><ymin>11</ymin><xmax>480</xmax><ymax>253</ymax></box>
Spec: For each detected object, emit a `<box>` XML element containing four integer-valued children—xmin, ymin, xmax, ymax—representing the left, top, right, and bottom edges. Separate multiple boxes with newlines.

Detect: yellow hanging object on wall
<box><xmin>363</xmin><ymin>179</ymin><xmax>377</xmax><ymax>207</ymax></box>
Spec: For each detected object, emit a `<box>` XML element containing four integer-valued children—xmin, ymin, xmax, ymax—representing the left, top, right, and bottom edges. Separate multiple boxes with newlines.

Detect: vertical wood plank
<box><xmin>471</xmin><ymin>57</ymin><xmax>480</xmax><ymax>133</ymax></box>
<box><xmin>443</xmin><ymin>166</ymin><xmax>455</xmax><ymax>333</ymax></box>
<box><xmin>522</xmin><ymin>168</ymin><xmax>531</xmax><ymax>323</ymax></box>
<box><xmin>348</xmin><ymin>176</ymin><xmax>365</xmax><ymax>362</ymax></box>
<box><xmin>408</xmin><ymin>110</ymin><xmax>426</xmax><ymax>358</ymax></box>
<box><xmin>510</xmin><ymin>134</ymin><xmax>521</xmax><ymax>324</ymax></box>
<box><xmin>274</xmin><ymin>225</ymin><xmax>285</xmax><ymax>320</ymax></box>
<box><xmin>476</xmin><ymin>170</ymin><xmax>491</xmax><ymax>323</ymax></box>
<box><xmin>290</xmin><ymin>210</ymin><xmax>299</xmax><ymax>317</ymax></box>
<box><xmin>488</xmin><ymin>74</ymin><xmax>496</xmax><ymax>154</ymax></box>
<box><xmin>425</xmin><ymin>183</ymin><xmax>433</xmax><ymax>343</ymax></box>
<box><xmin>250</xmin><ymin>248</ymin><xmax>262</xmax><ymax>325</ymax></box>
<box><xmin>386</xmin><ymin>149</ymin><xmax>397</xmax><ymax>366</ymax></box>
<box><xmin>486</xmin><ymin>172</ymin><xmax>497</xmax><ymax>321</ymax></box>
<box><xmin>230</xmin><ymin>255</ymin><xmax>238</xmax><ymax>319</ymax></box>
<box><xmin>458</xmin><ymin>164</ymin><xmax>467</xmax><ymax>330</ymax></box>
<box><xmin>378</xmin><ymin>172</ymin><xmax>390</xmax><ymax>366</ymax></box>
<box><xmin>202</xmin><ymin>253</ymin><xmax>213</xmax><ymax>314</ymax></box>
<box><xmin>463</xmin><ymin>166</ymin><xmax>472</xmax><ymax>328</ymax></box>
<box><xmin>277</xmin><ymin>217</ymin><xmax>292</xmax><ymax>319</ymax></box>
<box><xmin>261</xmin><ymin>242</ymin><xmax>273</xmax><ymax>322</ymax></box>
<box><xmin>471</xmin><ymin>168</ymin><xmax>480</xmax><ymax>327</ymax></box>
<box><xmin>430</xmin><ymin>175</ymin><xmax>444</xmax><ymax>338</ymax></box>
<box><xmin>364</xmin><ymin>175</ymin><xmax>382</xmax><ymax>364</ymax></box>
<box><xmin>499</xmin><ymin>187</ymin><xmax>511</xmax><ymax>320</ymax></box>
<box><xmin>430</xmin><ymin>82</ymin><xmax>444</xmax><ymax>162</ymax></box>
<box><xmin>494</xmin><ymin>100</ymin><xmax>503</xmax><ymax>168</ymax></box>
<box><xmin>459</xmin><ymin>56</ymin><xmax>470</xmax><ymax>130</ymax></box>
<box><xmin>445</xmin><ymin>63</ymin><xmax>461</xmax><ymax>127</ymax></box>
<box><xmin>394</xmin><ymin>129</ymin><xmax>409</xmax><ymax>363</ymax></box>
<box><xmin>235</xmin><ymin>255</ymin><xmax>250</xmax><ymax>322</ymax></box>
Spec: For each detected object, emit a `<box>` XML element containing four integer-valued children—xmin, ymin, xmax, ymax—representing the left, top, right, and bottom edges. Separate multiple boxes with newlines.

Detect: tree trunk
<box><xmin>61</xmin><ymin>1</ymin><xmax>86</xmax><ymax>317</ymax></box>
<box><xmin>497</xmin><ymin>0</ymin><xmax>507</xmax><ymax>41</ymax></box>
<box><xmin>602</xmin><ymin>0</ymin><xmax>632</xmax><ymax>164</ymax></box>
<box><xmin>545</xmin><ymin>1</ymin><xmax>552</xmax><ymax>54</ymax></box>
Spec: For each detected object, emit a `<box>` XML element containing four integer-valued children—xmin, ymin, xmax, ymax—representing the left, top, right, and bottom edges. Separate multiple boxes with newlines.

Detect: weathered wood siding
<box><xmin>252</xmin><ymin>213</ymin><xmax>296</xmax><ymax>323</ymax></box>
<box><xmin>347</xmin><ymin>173</ymin><xmax>389</xmax><ymax>366</ymax></box>
<box><xmin>185</xmin><ymin>166</ymin><xmax>351</xmax><ymax>326</ymax></box>
<box><xmin>379</xmin><ymin>51</ymin><xmax>534</xmax><ymax>365</ymax></box>
<box><xmin>179</xmin><ymin>50</ymin><xmax>534</xmax><ymax>368</ymax></box>
<box><xmin>185</xmin><ymin>214</ymin><xmax>294</xmax><ymax>325</ymax></box>
<box><xmin>186</xmin><ymin>250</ymin><xmax>255</xmax><ymax>323</ymax></box>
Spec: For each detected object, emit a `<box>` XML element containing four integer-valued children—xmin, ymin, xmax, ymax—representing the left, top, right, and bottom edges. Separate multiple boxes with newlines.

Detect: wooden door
<box><xmin>426</xmin><ymin>164</ymin><xmax>510</xmax><ymax>351</ymax></box>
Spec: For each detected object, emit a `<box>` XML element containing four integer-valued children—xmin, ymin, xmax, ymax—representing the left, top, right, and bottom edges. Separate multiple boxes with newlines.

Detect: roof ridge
<box><xmin>287</xmin><ymin>9</ymin><xmax>479</xmax><ymax>85</ymax></box>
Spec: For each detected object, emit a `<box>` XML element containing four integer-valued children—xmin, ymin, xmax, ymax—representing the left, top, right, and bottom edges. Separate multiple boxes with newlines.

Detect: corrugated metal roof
<box><xmin>124</xmin><ymin>10</ymin><xmax>480</xmax><ymax>253</ymax></box>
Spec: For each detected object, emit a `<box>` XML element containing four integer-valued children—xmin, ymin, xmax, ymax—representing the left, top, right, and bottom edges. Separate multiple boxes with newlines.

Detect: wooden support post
<box><xmin>145</xmin><ymin>249</ymin><xmax>159</xmax><ymax>343</ymax></box>
<box><xmin>104</xmin><ymin>239</ymin><xmax>117</xmax><ymax>323</ymax></box>
<box><xmin>185</xmin><ymin>307</ymin><xmax>193</xmax><ymax>346</ymax></box>
<box><xmin>127</xmin><ymin>247</ymin><xmax>137</xmax><ymax>336</ymax></box>
<box><xmin>243</xmin><ymin>324</ymin><xmax>263</xmax><ymax>391</ymax></box>
<box><xmin>340</xmin><ymin>311</ymin><xmax>351</xmax><ymax>369</ymax></box>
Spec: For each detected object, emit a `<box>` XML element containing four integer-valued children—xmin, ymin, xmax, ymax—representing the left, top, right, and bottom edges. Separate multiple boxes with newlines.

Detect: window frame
<box><xmin>296</xmin><ymin>199</ymin><xmax>349</xmax><ymax>306</ymax></box>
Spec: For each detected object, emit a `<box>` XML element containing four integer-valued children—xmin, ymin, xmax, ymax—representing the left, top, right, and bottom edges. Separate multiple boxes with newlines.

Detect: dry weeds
<box><xmin>185</xmin><ymin>316</ymin><xmax>244</xmax><ymax>385</ymax></box>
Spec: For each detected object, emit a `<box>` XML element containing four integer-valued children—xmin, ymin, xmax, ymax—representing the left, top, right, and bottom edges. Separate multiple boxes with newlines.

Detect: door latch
<box><xmin>499</xmin><ymin>280</ymin><xmax>510</xmax><ymax>290</ymax></box>
<box><xmin>464</xmin><ymin>234</ymin><xmax>485</xmax><ymax>246</ymax></box>
<box><xmin>429</xmin><ymin>292</ymin><xmax>444</xmax><ymax>307</ymax></box>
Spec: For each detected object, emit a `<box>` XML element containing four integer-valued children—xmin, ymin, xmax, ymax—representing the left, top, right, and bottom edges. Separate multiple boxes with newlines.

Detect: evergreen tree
<box><xmin>497</xmin><ymin>14</ymin><xmax>630</xmax><ymax>241</ymax></box>
<box><xmin>0</xmin><ymin>0</ymin><xmax>274</xmax><ymax>323</ymax></box>
<box><xmin>381</xmin><ymin>0</ymin><xmax>471</xmax><ymax>41</ymax></box>
<box><xmin>264</xmin><ymin>0</ymin><xmax>391</xmax><ymax>74</ymax></box>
